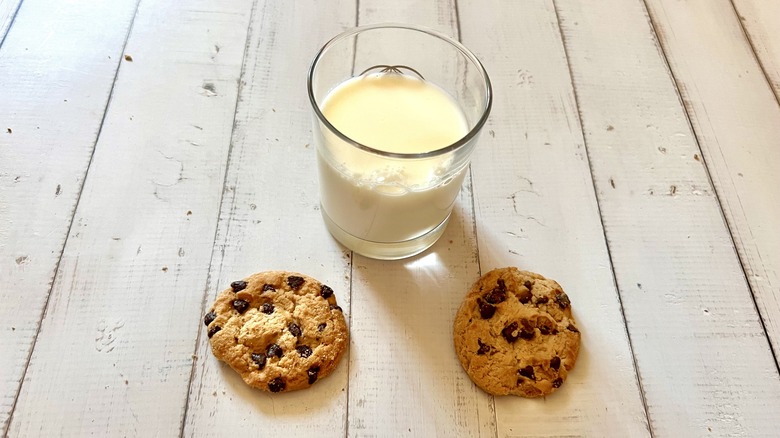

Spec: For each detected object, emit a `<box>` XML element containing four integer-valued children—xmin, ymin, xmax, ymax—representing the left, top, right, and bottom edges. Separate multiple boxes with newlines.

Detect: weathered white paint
<box><xmin>556</xmin><ymin>0</ymin><xmax>780</xmax><ymax>435</ymax></box>
<box><xmin>0</xmin><ymin>0</ymin><xmax>138</xmax><ymax>432</ymax></box>
<box><xmin>182</xmin><ymin>1</ymin><xmax>354</xmax><ymax>436</ymax></box>
<box><xmin>344</xmin><ymin>2</ymin><xmax>494</xmax><ymax>436</ymax></box>
<box><xmin>2</xmin><ymin>0</ymin><xmax>778</xmax><ymax>436</ymax></box>
<box><xmin>5</xmin><ymin>0</ymin><xmax>253</xmax><ymax>435</ymax></box>
<box><xmin>459</xmin><ymin>0</ymin><xmax>650</xmax><ymax>436</ymax></box>
<box><xmin>644</xmin><ymin>0</ymin><xmax>780</xmax><ymax>369</ymax></box>
<box><xmin>733</xmin><ymin>0</ymin><xmax>780</xmax><ymax>98</ymax></box>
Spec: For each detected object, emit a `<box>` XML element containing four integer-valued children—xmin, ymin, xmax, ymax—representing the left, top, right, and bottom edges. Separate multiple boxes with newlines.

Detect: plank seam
<box><xmin>344</xmin><ymin>5</ymin><xmax>359</xmax><ymax>437</ymax></box>
<box><xmin>729</xmin><ymin>0</ymin><xmax>780</xmax><ymax>107</ymax></box>
<box><xmin>639</xmin><ymin>0</ymin><xmax>780</xmax><ymax>374</ymax></box>
<box><xmin>0</xmin><ymin>0</ymin><xmax>24</xmax><ymax>50</ymax></box>
<box><xmin>1</xmin><ymin>0</ymin><xmax>144</xmax><ymax>435</ymax></box>
<box><xmin>549</xmin><ymin>0</ymin><xmax>654</xmax><ymax>435</ymax></box>
<box><xmin>454</xmin><ymin>1</ymin><xmax>492</xmax><ymax>436</ymax></box>
<box><xmin>177</xmin><ymin>0</ymin><xmax>260</xmax><ymax>435</ymax></box>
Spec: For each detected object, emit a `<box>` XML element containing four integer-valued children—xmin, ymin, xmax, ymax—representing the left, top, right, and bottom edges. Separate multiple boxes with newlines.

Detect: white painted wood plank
<box><xmin>0</xmin><ymin>0</ymin><xmax>22</xmax><ymax>44</ymax></box>
<box><xmin>733</xmin><ymin>0</ymin><xmax>780</xmax><ymax>99</ymax></box>
<box><xmin>182</xmin><ymin>1</ymin><xmax>355</xmax><ymax>436</ymax></box>
<box><xmin>0</xmin><ymin>0</ymin><xmax>138</xmax><ymax>432</ymax></box>
<box><xmin>643</xmin><ymin>0</ymin><xmax>780</xmax><ymax>370</ymax></box>
<box><xmin>342</xmin><ymin>2</ymin><xmax>495</xmax><ymax>436</ymax></box>
<box><xmin>459</xmin><ymin>1</ymin><xmax>650</xmax><ymax>436</ymax></box>
<box><xmin>5</xmin><ymin>0</ymin><xmax>253</xmax><ymax>435</ymax></box>
<box><xmin>555</xmin><ymin>0</ymin><xmax>780</xmax><ymax>435</ymax></box>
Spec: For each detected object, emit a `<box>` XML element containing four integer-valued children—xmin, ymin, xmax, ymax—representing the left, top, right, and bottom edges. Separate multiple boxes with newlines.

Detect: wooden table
<box><xmin>2</xmin><ymin>0</ymin><xmax>779</xmax><ymax>436</ymax></box>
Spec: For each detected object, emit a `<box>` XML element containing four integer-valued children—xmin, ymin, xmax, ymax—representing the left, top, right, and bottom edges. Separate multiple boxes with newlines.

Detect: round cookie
<box><xmin>203</xmin><ymin>271</ymin><xmax>348</xmax><ymax>393</ymax></box>
<box><xmin>453</xmin><ymin>267</ymin><xmax>581</xmax><ymax>397</ymax></box>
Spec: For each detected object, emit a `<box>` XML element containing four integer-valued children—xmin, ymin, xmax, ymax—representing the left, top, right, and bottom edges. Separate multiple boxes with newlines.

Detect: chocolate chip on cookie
<box><xmin>232</xmin><ymin>299</ymin><xmax>250</xmax><ymax>314</ymax></box>
<box><xmin>453</xmin><ymin>267</ymin><xmax>581</xmax><ymax>397</ymax></box>
<box><xmin>231</xmin><ymin>280</ymin><xmax>248</xmax><ymax>292</ymax></box>
<box><xmin>205</xmin><ymin>271</ymin><xmax>349</xmax><ymax>392</ymax></box>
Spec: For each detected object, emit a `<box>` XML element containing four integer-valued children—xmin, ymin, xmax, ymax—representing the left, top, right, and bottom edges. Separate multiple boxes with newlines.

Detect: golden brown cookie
<box><xmin>453</xmin><ymin>267</ymin><xmax>580</xmax><ymax>397</ymax></box>
<box><xmin>204</xmin><ymin>271</ymin><xmax>348</xmax><ymax>392</ymax></box>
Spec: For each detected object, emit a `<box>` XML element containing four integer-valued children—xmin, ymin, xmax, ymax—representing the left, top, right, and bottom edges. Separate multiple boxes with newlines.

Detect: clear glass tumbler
<box><xmin>308</xmin><ymin>23</ymin><xmax>492</xmax><ymax>260</ymax></box>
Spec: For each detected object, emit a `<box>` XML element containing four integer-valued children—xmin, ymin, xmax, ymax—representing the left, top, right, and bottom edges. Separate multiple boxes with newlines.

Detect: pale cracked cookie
<box><xmin>453</xmin><ymin>267</ymin><xmax>581</xmax><ymax>397</ymax></box>
<box><xmin>204</xmin><ymin>271</ymin><xmax>348</xmax><ymax>392</ymax></box>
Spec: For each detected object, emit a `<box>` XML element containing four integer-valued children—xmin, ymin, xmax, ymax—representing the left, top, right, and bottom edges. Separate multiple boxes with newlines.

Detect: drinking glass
<box><xmin>308</xmin><ymin>23</ymin><xmax>492</xmax><ymax>260</ymax></box>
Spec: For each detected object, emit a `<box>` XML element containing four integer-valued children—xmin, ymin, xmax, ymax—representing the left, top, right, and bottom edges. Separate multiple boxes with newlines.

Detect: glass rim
<box><xmin>307</xmin><ymin>23</ymin><xmax>493</xmax><ymax>159</ymax></box>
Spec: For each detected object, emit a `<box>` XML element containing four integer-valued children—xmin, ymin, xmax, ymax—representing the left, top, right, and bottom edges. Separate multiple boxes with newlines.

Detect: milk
<box><xmin>316</xmin><ymin>72</ymin><xmax>469</xmax><ymax>246</ymax></box>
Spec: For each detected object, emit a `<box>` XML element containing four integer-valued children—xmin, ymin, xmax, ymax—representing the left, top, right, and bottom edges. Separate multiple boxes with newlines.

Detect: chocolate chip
<box><xmin>288</xmin><ymin>322</ymin><xmax>302</xmax><ymax>337</ymax></box>
<box><xmin>518</xmin><ymin>365</ymin><xmax>536</xmax><ymax>381</ymax></box>
<box><xmin>330</xmin><ymin>304</ymin><xmax>343</xmax><ymax>312</ymax></box>
<box><xmin>552</xmin><ymin>378</ymin><xmax>563</xmax><ymax>388</ymax></box>
<box><xmin>262</xmin><ymin>284</ymin><xmax>275</xmax><ymax>292</ymax></box>
<box><xmin>261</xmin><ymin>302</ymin><xmax>275</xmax><ymax>314</ymax></box>
<box><xmin>287</xmin><ymin>276</ymin><xmax>305</xmax><ymax>290</ymax></box>
<box><xmin>536</xmin><ymin>296</ymin><xmax>549</xmax><ymax>304</ymax></box>
<box><xmin>251</xmin><ymin>352</ymin><xmax>267</xmax><ymax>369</ymax></box>
<box><xmin>203</xmin><ymin>311</ymin><xmax>216</xmax><ymax>326</ymax></box>
<box><xmin>519</xmin><ymin>319</ymin><xmax>535</xmax><ymax>340</ymax></box>
<box><xmin>477</xmin><ymin>338</ymin><xmax>491</xmax><ymax>355</ymax></box>
<box><xmin>555</xmin><ymin>290</ymin><xmax>571</xmax><ymax>309</ymax></box>
<box><xmin>230</xmin><ymin>280</ymin><xmax>247</xmax><ymax>292</ymax></box>
<box><xmin>476</xmin><ymin>298</ymin><xmax>496</xmax><ymax>319</ymax></box>
<box><xmin>523</xmin><ymin>280</ymin><xmax>533</xmax><ymax>290</ymax></box>
<box><xmin>484</xmin><ymin>279</ymin><xmax>507</xmax><ymax>304</ymax></box>
<box><xmin>318</xmin><ymin>322</ymin><xmax>327</xmax><ymax>332</ymax></box>
<box><xmin>501</xmin><ymin>322</ymin><xmax>520</xmax><ymax>343</ymax></box>
<box><xmin>550</xmin><ymin>356</ymin><xmax>561</xmax><ymax>370</ymax></box>
<box><xmin>232</xmin><ymin>299</ymin><xmax>249</xmax><ymax>314</ymax></box>
<box><xmin>307</xmin><ymin>366</ymin><xmax>320</xmax><ymax>384</ymax></box>
<box><xmin>207</xmin><ymin>326</ymin><xmax>221</xmax><ymax>338</ymax></box>
<box><xmin>268</xmin><ymin>377</ymin><xmax>286</xmax><ymax>392</ymax></box>
<box><xmin>567</xmin><ymin>324</ymin><xmax>579</xmax><ymax>333</ymax></box>
<box><xmin>321</xmin><ymin>284</ymin><xmax>334</xmax><ymax>299</ymax></box>
<box><xmin>266</xmin><ymin>343</ymin><xmax>283</xmax><ymax>358</ymax></box>
<box><xmin>296</xmin><ymin>345</ymin><xmax>313</xmax><ymax>358</ymax></box>
<box><xmin>517</xmin><ymin>288</ymin><xmax>532</xmax><ymax>304</ymax></box>
<box><xmin>539</xmin><ymin>325</ymin><xmax>551</xmax><ymax>335</ymax></box>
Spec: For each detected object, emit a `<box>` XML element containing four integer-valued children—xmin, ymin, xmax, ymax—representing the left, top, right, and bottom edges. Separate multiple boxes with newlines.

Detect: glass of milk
<box><xmin>308</xmin><ymin>24</ymin><xmax>492</xmax><ymax>260</ymax></box>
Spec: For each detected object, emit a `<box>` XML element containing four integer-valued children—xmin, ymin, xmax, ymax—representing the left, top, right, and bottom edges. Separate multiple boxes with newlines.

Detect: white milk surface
<box><xmin>318</xmin><ymin>72</ymin><xmax>469</xmax><ymax>243</ymax></box>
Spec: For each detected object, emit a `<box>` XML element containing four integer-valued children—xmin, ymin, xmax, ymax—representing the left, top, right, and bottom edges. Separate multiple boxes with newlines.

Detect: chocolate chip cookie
<box><xmin>453</xmin><ymin>267</ymin><xmax>581</xmax><ymax>397</ymax></box>
<box><xmin>204</xmin><ymin>271</ymin><xmax>348</xmax><ymax>392</ymax></box>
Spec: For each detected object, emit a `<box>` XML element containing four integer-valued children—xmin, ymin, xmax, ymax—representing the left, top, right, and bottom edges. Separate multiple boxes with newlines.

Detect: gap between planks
<box><xmin>2</xmin><ymin>0</ymin><xmax>144</xmax><ymax>434</ymax></box>
<box><xmin>549</xmin><ymin>1</ymin><xmax>654</xmax><ymax>435</ymax></box>
<box><xmin>728</xmin><ymin>0</ymin><xmax>780</xmax><ymax>107</ymax></box>
<box><xmin>639</xmin><ymin>0</ymin><xmax>780</xmax><ymax>373</ymax></box>
<box><xmin>178</xmin><ymin>0</ymin><xmax>260</xmax><ymax>436</ymax></box>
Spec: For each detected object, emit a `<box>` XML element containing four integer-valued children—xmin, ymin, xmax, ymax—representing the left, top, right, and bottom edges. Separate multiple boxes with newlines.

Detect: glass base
<box><xmin>321</xmin><ymin>207</ymin><xmax>450</xmax><ymax>260</ymax></box>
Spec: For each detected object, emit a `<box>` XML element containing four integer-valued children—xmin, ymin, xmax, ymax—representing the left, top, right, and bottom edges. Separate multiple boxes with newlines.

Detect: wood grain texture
<box><xmin>0</xmin><ymin>0</ymin><xmax>138</xmax><ymax>432</ymax></box>
<box><xmin>557</xmin><ymin>0</ymin><xmax>780</xmax><ymax>435</ymax></box>
<box><xmin>643</xmin><ymin>0</ymin><xmax>780</xmax><ymax>370</ymax></box>
<box><xmin>344</xmin><ymin>4</ymin><xmax>495</xmax><ymax>436</ymax></box>
<box><xmin>4</xmin><ymin>0</ymin><xmax>252</xmax><ymax>435</ymax></box>
<box><xmin>459</xmin><ymin>1</ymin><xmax>650</xmax><ymax>436</ymax></box>
<box><xmin>182</xmin><ymin>1</ymin><xmax>355</xmax><ymax>436</ymax></box>
<box><xmin>733</xmin><ymin>0</ymin><xmax>780</xmax><ymax>99</ymax></box>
